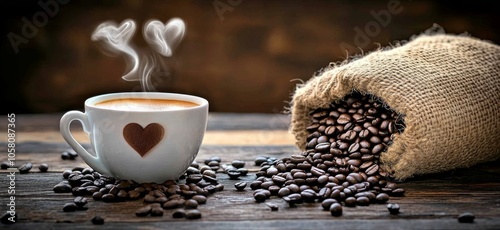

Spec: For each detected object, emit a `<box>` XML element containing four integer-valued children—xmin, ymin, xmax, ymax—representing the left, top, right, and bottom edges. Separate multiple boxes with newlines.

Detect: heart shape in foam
<box><xmin>123</xmin><ymin>123</ymin><xmax>165</xmax><ymax>157</ymax></box>
<box><xmin>143</xmin><ymin>18</ymin><xmax>186</xmax><ymax>57</ymax></box>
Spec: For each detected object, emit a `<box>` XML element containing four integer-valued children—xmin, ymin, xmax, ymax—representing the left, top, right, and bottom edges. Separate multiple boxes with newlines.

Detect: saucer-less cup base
<box><xmin>60</xmin><ymin>92</ymin><xmax>208</xmax><ymax>183</ymax></box>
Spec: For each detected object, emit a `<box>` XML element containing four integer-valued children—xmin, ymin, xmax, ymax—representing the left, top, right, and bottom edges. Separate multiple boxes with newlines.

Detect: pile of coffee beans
<box><xmin>250</xmin><ymin>92</ymin><xmax>406</xmax><ymax>215</ymax></box>
<box><xmin>53</xmin><ymin>158</ymin><xmax>230</xmax><ymax>220</ymax></box>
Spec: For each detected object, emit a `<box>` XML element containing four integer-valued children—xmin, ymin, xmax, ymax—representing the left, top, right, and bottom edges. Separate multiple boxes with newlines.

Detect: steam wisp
<box><xmin>143</xmin><ymin>18</ymin><xmax>186</xmax><ymax>57</ymax></box>
<box><xmin>91</xmin><ymin>19</ymin><xmax>139</xmax><ymax>81</ymax></box>
<box><xmin>91</xmin><ymin>18</ymin><xmax>186</xmax><ymax>91</ymax></box>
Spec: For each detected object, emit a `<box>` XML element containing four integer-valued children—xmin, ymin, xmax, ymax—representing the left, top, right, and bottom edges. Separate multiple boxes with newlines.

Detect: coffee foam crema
<box><xmin>94</xmin><ymin>98</ymin><xmax>198</xmax><ymax>111</ymax></box>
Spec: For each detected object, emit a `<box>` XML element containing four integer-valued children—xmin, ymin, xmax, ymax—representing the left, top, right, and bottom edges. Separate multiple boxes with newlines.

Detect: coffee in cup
<box><xmin>94</xmin><ymin>98</ymin><xmax>199</xmax><ymax>111</ymax></box>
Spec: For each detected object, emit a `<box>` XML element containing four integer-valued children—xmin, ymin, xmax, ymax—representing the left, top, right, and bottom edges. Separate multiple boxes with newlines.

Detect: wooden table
<box><xmin>1</xmin><ymin>113</ymin><xmax>499</xmax><ymax>229</ymax></box>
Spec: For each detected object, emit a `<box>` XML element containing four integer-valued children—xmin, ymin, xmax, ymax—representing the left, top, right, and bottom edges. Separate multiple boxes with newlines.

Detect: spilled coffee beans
<box><xmin>52</xmin><ymin>156</ymin><xmax>252</xmax><ymax>220</ymax></box>
<box><xmin>250</xmin><ymin>92</ymin><xmax>406</xmax><ymax>216</ymax></box>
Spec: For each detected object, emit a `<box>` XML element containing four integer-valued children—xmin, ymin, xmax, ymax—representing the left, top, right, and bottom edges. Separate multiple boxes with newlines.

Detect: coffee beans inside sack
<box><xmin>291</xmin><ymin>34</ymin><xmax>500</xmax><ymax>180</ymax></box>
<box><xmin>251</xmin><ymin>92</ymin><xmax>405</xmax><ymax>210</ymax></box>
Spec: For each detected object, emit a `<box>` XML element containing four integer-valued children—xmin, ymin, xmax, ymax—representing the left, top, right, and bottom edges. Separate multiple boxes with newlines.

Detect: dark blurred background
<box><xmin>1</xmin><ymin>0</ymin><xmax>499</xmax><ymax>114</ymax></box>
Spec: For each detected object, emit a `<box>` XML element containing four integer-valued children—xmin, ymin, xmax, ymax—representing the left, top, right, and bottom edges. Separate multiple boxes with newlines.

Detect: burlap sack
<box><xmin>290</xmin><ymin>34</ymin><xmax>500</xmax><ymax>180</ymax></box>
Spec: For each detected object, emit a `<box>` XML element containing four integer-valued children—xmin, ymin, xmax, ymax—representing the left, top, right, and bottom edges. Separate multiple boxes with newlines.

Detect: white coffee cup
<box><xmin>60</xmin><ymin>92</ymin><xmax>208</xmax><ymax>183</ymax></box>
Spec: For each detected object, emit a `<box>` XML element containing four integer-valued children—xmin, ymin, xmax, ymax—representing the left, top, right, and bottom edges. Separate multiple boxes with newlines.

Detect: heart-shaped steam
<box><xmin>91</xmin><ymin>19</ymin><xmax>139</xmax><ymax>81</ymax></box>
<box><xmin>143</xmin><ymin>18</ymin><xmax>186</xmax><ymax>57</ymax></box>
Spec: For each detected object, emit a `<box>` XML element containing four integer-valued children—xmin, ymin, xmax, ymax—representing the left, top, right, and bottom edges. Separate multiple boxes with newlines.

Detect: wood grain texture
<box><xmin>0</xmin><ymin>114</ymin><xmax>499</xmax><ymax>229</ymax></box>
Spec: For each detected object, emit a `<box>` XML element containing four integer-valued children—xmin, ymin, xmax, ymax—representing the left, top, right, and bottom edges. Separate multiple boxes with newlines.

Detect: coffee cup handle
<box><xmin>60</xmin><ymin>111</ymin><xmax>111</xmax><ymax>175</ymax></box>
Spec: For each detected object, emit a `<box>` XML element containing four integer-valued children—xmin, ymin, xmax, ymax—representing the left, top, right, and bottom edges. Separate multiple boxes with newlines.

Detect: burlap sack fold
<box><xmin>290</xmin><ymin>34</ymin><xmax>500</xmax><ymax>180</ymax></box>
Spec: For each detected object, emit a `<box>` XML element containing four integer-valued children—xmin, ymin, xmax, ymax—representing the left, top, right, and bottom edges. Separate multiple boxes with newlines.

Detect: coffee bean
<box><xmin>283</xmin><ymin>193</ymin><xmax>302</xmax><ymax>207</ymax></box>
<box><xmin>91</xmin><ymin>215</ymin><xmax>105</xmax><ymax>225</ymax></box>
<box><xmin>277</xmin><ymin>187</ymin><xmax>291</xmax><ymax>197</ymax></box>
<box><xmin>356</xmin><ymin>196</ymin><xmax>370</xmax><ymax>206</ymax></box>
<box><xmin>82</xmin><ymin>168</ymin><xmax>94</xmax><ymax>175</ymax></box>
<box><xmin>191</xmin><ymin>195</ymin><xmax>207</xmax><ymax>204</ymax></box>
<box><xmin>266</xmin><ymin>167</ymin><xmax>279</xmax><ymax>176</ymax></box>
<box><xmin>0</xmin><ymin>162</ymin><xmax>11</xmax><ymax>169</ymax></box>
<box><xmin>163</xmin><ymin>199</ymin><xmax>183</xmax><ymax>209</ymax></box>
<box><xmin>329</xmin><ymin>203</ymin><xmax>343</xmax><ymax>216</ymax></box>
<box><xmin>234</xmin><ymin>181</ymin><xmax>247</xmax><ymax>191</ymax></box>
<box><xmin>365</xmin><ymin>164</ymin><xmax>379</xmax><ymax>176</ymax></box>
<box><xmin>312</xmin><ymin>110</ymin><xmax>328</xmax><ymax>119</ymax></box>
<box><xmin>391</xmin><ymin>188</ymin><xmax>406</xmax><ymax>197</ymax></box>
<box><xmin>307</xmin><ymin>123</ymin><xmax>321</xmax><ymax>131</ymax></box>
<box><xmin>387</xmin><ymin>203</ymin><xmax>400</xmax><ymax>215</ymax></box>
<box><xmin>117</xmin><ymin>190</ymin><xmax>129</xmax><ymax>199</ymax></box>
<box><xmin>266</xmin><ymin>203</ymin><xmax>279</xmax><ymax>211</ymax></box>
<box><xmin>321</xmin><ymin>198</ymin><xmax>338</xmax><ymax>211</ymax></box>
<box><xmin>18</xmin><ymin>163</ymin><xmax>32</xmax><ymax>174</ymax></box>
<box><xmin>346</xmin><ymin>159</ymin><xmax>361</xmax><ymax>167</ymax></box>
<box><xmin>61</xmin><ymin>151</ymin><xmax>70</xmax><ymax>160</ymax></box>
<box><xmin>458</xmin><ymin>212</ymin><xmax>475</xmax><ymax>223</ymax></box>
<box><xmin>255</xmin><ymin>156</ymin><xmax>269</xmax><ymax>166</ymax></box>
<box><xmin>300</xmin><ymin>190</ymin><xmax>317</xmax><ymax>203</ymax></box>
<box><xmin>388</xmin><ymin>122</ymin><xmax>396</xmax><ymax>133</ymax></box>
<box><xmin>317</xmin><ymin>135</ymin><xmax>329</xmax><ymax>143</ymax></box>
<box><xmin>53</xmin><ymin>183</ymin><xmax>72</xmax><ymax>193</ymax></box>
<box><xmin>372</xmin><ymin>144</ymin><xmax>384</xmax><ymax>154</ymax></box>
<box><xmin>63</xmin><ymin>203</ymin><xmax>77</xmax><ymax>212</ymax></box>
<box><xmin>227</xmin><ymin>169</ymin><xmax>241</xmax><ymax>180</ymax></box>
<box><xmin>185</xmin><ymin>199</ymin><xmax>199</xmax><ymax>209</ymax></box>
<box><xmin>231</xmin><ymin>160</ymin><xmax>246</xmax><ymax>168</ymax></box>
<box><xmin>237</xmin><ymin>168</ymin><xmax>249</xmax><ymax>176</ymax></box>
<box><xmin>185</xmin><ymin>209</ymin><xmax>202</xmax><ymax>219</ymax></box>
<box><xmin>147</xmin><ymin>206</ymin><xmax>162</xmax><ymax>217</ymax></box>
<box><xmin>38</xmin><ymin>163</ymin><xmax>49</xmax><ymax>172</ymax></box>
<box><xmin>74</xmin><ymin>196</ymin><xmax>88</xmax><ymax>207</ymax></box>
<box><xmin>347</xmin><ymin>143</ymin><xmax>360</xmax><ymax>153</ymax></box>
<box><xmin>182</xmin><ymin>190</ymin><xmax>198</xmax><ymax>198</ymax></box>
<box><xmin>376</xmin><ymin>193</ymin><xmax>389</xmax><ymax>203</ymax></box>
<box><xmin>202</xmin><ymin>170</ymin><xmax>216</xmax><ymax>178</ymax></box>
<box><xmin>190</xmin><ymin>161</ymin><xmax>200</xmax><ymax>169</ymax></box>
<box><xmin>156</xmin><ymin>197</ymin><xmax>168</xmax><ymax>204</ymax></box>
<box><xmin>92</xmin><ymin>192</ymin><xmax>103</xmax><ymax>200</ymax></box>
<box><xmin>187</xmin><ymin>174</ymin><xmax>203</xmax><ymax>184</ymax></box>
<box><xmin>343</xmin><ymin>197</ymin><xmax>355</xmax><ymax>207</ymax></box>
<box><xmin>315</xmin><ymin>142</ymin><xmax>331</xmax><ymax>152</ymax></box>
<box><xmin>101</xmin><ymin>194</ymin><xmax>116</xmax><ymax>202</ymax></box>
<box><xmin>172</xmin><ymin>209</ymin><xmax>186</xmax><ymax>218</ymax></box>
<box><xmin>202</xmin><ymin>175</ymin><xmax>218</xmax><ymax>183</ymax></box>
<box><xmin>209</xmin><ymin>156</ymin><xmax>222</xmax><ymax>163</ymax></box>
<box><xmin>254</xmin><ymin>192</ymin><xmax>268</xmax><ymax>203</ymax></box>
<box><xmin>337</xmin><ymin>114</ymin><xmax>352</xmax><ymax>125</ymax></box>
<box><xmin>250</xmin><ymin>181</ymin><xmax>262</xmax><ymax>190</ymax></box>
<box><xmin>135</xmin><ymin>205</ymin><xmax>152</xmax><ymax>217</ymax></box>
<box><xmin>369</xmin><ymin>136</ymin><xmax>381</xmax><ymax>144</ymax></box>
<box><xmin>325</xmin><ymin>126</ymin><xmax>337</xmax><ymax>135</ymax></box>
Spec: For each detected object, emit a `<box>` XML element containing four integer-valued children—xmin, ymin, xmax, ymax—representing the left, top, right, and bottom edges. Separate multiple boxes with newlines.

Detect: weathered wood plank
<box><xmin>1</xmin><ymin>168</ymin><xmax>500</xmax><ymax>229</ymax></box>
<box><xmin>0</xmin><ymin>142</ymin><xmax>298</xmax><ymax>171</ymax></box>
<box><xmin>0</xmin><ymin>130</ymin><xmax>296</xmax><ymax>146</ymax></box>
<box><xmin>1</xmin><ymin>145</ymin><xmax>499</xmax><ymax>227</ymax></box>
<box><xmin>1</xmin><ymin>219</ymin><xmax>497</xmax><ymax>230</ymax></box>
<box><xmin>0</xmin><ymin>113</ymin><xmax>291</xmax><ymax>132</ymax></box>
